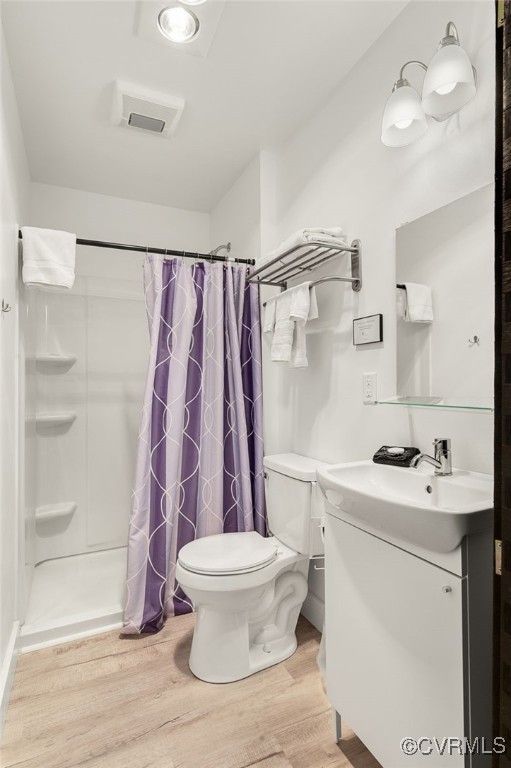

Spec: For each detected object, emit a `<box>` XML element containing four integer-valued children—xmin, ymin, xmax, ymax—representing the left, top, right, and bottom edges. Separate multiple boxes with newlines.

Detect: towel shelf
<box><xmin>249</xmin><ymin>238</ymin><xmax>362</xmax><ymax>292</ymax></box>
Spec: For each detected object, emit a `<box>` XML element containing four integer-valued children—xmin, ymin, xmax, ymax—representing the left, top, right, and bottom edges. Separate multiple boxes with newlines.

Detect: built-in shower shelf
<box><xmin>36</xmin><ymin>502</ymin><xmax>77</xmax><ymax>524</ymax></box>
<box><xmin>35</xmin><ymin>354</ymin><xmax>77</xmax><ymax>367</ymax></box>
<box><xmin>36</xmin><ymin>411</ymin><xmax>77</xmax><ymax>427</ymax></box>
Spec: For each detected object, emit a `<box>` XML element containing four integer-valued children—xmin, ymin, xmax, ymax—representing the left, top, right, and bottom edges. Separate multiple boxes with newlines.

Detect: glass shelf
<box><xmin>377</xmin><ymin>396</ymin><xmax>494</xmax><ymax>413</ymax></box>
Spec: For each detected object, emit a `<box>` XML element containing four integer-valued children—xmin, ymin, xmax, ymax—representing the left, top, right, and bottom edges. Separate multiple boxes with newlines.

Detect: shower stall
<box><xmin>21</xmin><ymin>256</ymin><xmax>148</xmax><ymax>651</ymax></box>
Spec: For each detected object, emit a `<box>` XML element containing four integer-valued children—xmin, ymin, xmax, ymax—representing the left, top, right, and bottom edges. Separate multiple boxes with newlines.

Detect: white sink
<box><xmin>317</xmin><ymin>461</ymin><xmax>493</xmax><ymax>553</ymax></box>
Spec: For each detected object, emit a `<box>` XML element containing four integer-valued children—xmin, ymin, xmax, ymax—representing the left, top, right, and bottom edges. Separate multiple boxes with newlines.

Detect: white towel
<box><xmin>21</xmin><ymin>226</ymin><xmax>76</xmax><ymax>290</ymax></box>
<box><xmin>290</xmin><ymin>283</ymin><xmax>318</xmax><ymax>368</ymax></box>
<box><xmin>260</xmin><ymin>227</ymin><xmax>347</xmax><ymax>270</ymax></box>
<box><xmin>396</xmin><ymin>286</ymin><xmax>406</xmax><ymax>319</ymax></box>
<box><xmin>263</xmin><ymin>296</ymin><xmax>276</xmax><ymax>333</ymax></box>
<box><xmin>271</xmin><ymin>292</ymin><xmax>295</xmax><ymax>362</ymax></box>
<box><xmin>403</xmin><ymin>282</ymin><xmax>433</xmax><ymax>323</ymax></box>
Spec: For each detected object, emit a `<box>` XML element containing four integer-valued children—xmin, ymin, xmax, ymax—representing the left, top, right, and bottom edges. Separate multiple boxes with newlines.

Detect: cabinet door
<box><xmin>325</xmin><ymin>515</ymin><xmax>465</xmax><ymax>767</ymax></box>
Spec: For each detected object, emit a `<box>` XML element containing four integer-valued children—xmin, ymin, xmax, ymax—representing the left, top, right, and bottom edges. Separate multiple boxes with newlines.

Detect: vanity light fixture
<box><xmin>381</xmin><ymin>61</ymin><xmax>428</xmax><ymax>148</ymax></box>
<box><xmin>157</xmin><ymin>6</ymin><xmax>200</xmax><ymax>43</ymax></box>
<box><xmin>422</xmin><ymin>22</ymin><xmax>477</xmax><ymax>118</ymax></box>
<box><xmin>381</xmin><ymin>21</ymin><xmax>477</xmax><ymax>147</ymax></box>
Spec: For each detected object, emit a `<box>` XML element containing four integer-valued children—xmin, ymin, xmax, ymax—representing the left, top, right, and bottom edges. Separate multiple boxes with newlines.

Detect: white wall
<box><xmin>213</xmin><ymin>0</ymin><xmax>495</xmax><ymax>628</ymax></box>
<box><xmin>0</xmin><ymin>17</ymin><xmax>30</xmax><ymax>735</ymax></box>
<box><xmin>210</xmin><ymin>154</ymin><xmax>262</xmax><ymax>262</ymax></box>
<box><xmin>29</xmin><ymin>183</ymin><xmax>210</xmax><ymax>280</ymax></box>
<box><xmin>27</xmin><ymin>183</ymin><xmax>210</xmax><ymax>562</ymax></box>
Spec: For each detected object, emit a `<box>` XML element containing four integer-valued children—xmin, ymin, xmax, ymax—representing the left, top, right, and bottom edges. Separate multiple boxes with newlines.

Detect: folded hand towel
<box><xmin>290</xmin><ymin>283</ymin><xmax>318</xmax><ymax>368</ymax></box>
<box><xmin>263</xmin><ymin>296</ymin><xmax>277</xmax><ymax>333</ymax></box>
<box><xmin>302</xmin><ymin>227</ymin><xmax>345</xmax><ymax>240</ymax></box>
<box><xmin>271</xmin><ymin>292</ymin><xmax>294</xmax><ymax>362</ymax></box>
<box><xmin>403</xmin><ymin>282</ymin><xmax>433</xmax><ymax>323</ymax></box>
<box><xmin>396</xmin><ymin>286</ymin><xmax>406</xmax><ymax>319</ymax></box>
<box><xmin>260</xmin><ymin>227</ymin><xmax>347</xmax><ymax>270</ymax></box>
<box><xmin>21</xmin><ymin>226</ymin><xmax>76</xmax><ymax>290</ymax></box>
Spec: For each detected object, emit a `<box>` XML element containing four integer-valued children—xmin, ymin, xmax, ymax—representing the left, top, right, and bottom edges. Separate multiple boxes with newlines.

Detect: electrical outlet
<box><xmin>363</xmin><ymin>372</ymin><xmax>377</xmax><ymax>404</ymax></box>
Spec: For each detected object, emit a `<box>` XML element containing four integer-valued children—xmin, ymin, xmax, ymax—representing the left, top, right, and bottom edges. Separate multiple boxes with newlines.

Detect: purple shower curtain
<box><xmin>123</xmin><ymin>256</ymin><xmax>266</xmax><ymax>634</ymax></box>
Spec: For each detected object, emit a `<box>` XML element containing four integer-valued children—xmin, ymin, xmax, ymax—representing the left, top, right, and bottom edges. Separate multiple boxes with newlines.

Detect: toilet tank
<box><xmin>263</xmin><ymin>453</ymin><xmax>327</xmax><ymax>557</ymax></box>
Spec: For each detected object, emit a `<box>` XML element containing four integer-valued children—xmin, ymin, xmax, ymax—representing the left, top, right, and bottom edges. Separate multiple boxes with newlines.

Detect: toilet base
<box><xmin>248</xmin><ymin>633</ymin><xmax>298</xmax><ymax>677</ymax></box>
<box><xmin>184</xmin><ymin>559</ymin><xmax>309</xmax><ymax>684</ymax></box>
<box><xmin>189</xmin><ymin>629</ymin><xmax>298</xmax><ymax>684</ymax></box>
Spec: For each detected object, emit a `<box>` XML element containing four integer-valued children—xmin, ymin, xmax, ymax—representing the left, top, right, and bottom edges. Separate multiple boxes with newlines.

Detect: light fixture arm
<box><xmin>392</xmin><ymin>61</ymin><xmax>428</xmax><ymax>93</ymax></box>
<box><xmin>398</xmin><ymin>60</ymin><xmax>428</xmax><ymax>82</ymax></box>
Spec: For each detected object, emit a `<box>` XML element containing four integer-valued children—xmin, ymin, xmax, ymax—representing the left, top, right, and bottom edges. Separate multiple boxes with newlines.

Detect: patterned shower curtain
<box><xmin>123</xmin><ymin>256</ymin><xmax>266</xmax><ymax>635</ymax></box>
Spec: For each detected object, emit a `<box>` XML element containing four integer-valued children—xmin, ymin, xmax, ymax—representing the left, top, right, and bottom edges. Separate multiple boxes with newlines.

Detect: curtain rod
<box><xmin>18</xmin><ymin>231</ymin><xmax>255</xmax><ymax>266</ymax></box>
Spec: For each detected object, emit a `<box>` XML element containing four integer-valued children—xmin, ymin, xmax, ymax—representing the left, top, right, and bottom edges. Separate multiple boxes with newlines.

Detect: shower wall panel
<box><xmin>86</xmin><ymin>284</ymin><xmax>147</xmax><ymax>548</ymax></box>
<box><xmin>33</xmin><ymin>276</ymin><xmax>147</xmax><ymax>563</ymax></box>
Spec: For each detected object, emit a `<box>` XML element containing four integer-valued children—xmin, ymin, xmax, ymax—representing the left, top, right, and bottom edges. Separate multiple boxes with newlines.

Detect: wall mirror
<box><xmin>394</xmin><ymin>183</ymin><xmax>494</xmax><ymax>411</ymax></box>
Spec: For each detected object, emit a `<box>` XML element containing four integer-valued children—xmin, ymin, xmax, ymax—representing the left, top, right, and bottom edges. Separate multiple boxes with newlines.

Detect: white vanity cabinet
<box><xmin>324</xmin><ymin>512</ymin><xmax>492</xmax><ymax>768</ymax></box>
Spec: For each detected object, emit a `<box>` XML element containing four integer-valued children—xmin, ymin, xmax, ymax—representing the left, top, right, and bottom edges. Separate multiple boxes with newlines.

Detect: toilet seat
<box><xmin>178</xmin><ymin>531</ymin><xmax>279</xmax><ymax>576</ymax></box>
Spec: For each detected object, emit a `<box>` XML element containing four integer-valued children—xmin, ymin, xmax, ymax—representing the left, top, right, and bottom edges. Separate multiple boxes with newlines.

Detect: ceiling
<box><xmin>1</xmin><ymin>0</ymin><xmax>408</xmax><ymax>212</ymax></box>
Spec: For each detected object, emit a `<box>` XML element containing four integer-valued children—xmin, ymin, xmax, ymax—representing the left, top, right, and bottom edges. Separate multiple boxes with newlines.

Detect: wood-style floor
<box><xmin>1</xmin><ymin>615</ymin><xmax>381</xmax><ymax>768</ymax></box>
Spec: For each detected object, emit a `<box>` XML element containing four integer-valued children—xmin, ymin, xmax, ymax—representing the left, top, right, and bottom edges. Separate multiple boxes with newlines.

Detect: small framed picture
<box><xmin>353</xmin><ymin>314</ymin><xmax>383</xmax><ymax>346</ymax></box>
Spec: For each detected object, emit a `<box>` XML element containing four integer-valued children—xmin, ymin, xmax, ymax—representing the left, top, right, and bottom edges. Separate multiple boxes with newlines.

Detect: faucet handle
<box><xmin>432</xmin><ymin>438</ymin><xmax>453</xmax><ymax>476</ymax></box>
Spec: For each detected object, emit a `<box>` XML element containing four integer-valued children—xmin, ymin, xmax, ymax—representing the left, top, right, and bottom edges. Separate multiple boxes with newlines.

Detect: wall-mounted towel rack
<box><xmin>248</xmin><ymin>239</ymin><xmax>362</xmax><ymax>292</ymax></box>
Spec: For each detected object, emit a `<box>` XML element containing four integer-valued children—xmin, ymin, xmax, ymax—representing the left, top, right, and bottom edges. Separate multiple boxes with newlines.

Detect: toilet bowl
<box><xmin>176</xmin><ymin>453</ymin><xmax>327</xmax><ymax>683</ymax></box>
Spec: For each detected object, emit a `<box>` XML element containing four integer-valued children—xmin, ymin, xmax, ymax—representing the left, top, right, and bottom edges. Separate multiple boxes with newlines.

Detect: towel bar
<box><xmin>251</xmin><ymin>239</ymin><xmax>361</xmax><ymax>295</ymax></box>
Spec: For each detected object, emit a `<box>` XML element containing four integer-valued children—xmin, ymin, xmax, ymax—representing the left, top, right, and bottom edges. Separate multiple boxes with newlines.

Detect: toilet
<box><xmin>176</xmin><ymin>453</ymin><xmax>327</xmax><ymax>683</ymax></box>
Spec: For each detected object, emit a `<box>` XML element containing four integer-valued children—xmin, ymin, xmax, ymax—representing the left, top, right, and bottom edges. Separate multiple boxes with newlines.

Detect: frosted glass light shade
<box><xmin>422</xmin><ymin>43</ymin><xmax>476</xmax><ymax>117</ymax></box>
<box><xmin>381</xmin><ymin>84</ymin><xmax>428</xmax><ymax>147</ymax></box>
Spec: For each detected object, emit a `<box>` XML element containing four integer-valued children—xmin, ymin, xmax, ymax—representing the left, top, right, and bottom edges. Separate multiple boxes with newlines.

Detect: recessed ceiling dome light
<box><xmin>158</xmin><ymin>6</ymin><xmax>200</xmax><ymax>43</ymax></box>
<box><xmin>180</xmin><ymin>0</ymin><xmax>207</xmax><ymax>5</ymax></box>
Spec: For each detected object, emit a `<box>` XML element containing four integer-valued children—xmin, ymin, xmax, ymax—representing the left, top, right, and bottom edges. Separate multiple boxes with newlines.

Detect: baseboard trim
<box><xmin>0</xmin><ymin>621</ymin><xmax>20</xmax><ymax>741</ymax></box>
<box><xmin>301</xmin><ymin>591</ymin><xmax>324</xmax><ymax>632</ymax></box>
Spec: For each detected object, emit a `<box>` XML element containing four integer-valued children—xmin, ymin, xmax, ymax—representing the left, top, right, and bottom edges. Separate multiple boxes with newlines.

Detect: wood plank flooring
<box><xmin>1</xmin><ymin>615</ymin><xmax>381</xmax><ymax>768</ymax></box>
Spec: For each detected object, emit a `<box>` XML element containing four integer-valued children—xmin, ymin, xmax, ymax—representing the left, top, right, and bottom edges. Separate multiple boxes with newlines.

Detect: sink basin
<box><xmin>317</xmin><ymin>461</ymin><xmax>493</xmax><ymax>553</ymax></box>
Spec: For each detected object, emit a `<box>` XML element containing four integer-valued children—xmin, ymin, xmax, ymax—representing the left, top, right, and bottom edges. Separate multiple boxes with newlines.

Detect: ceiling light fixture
<box><xmin>179</xmin><ymin>0</ymin><xmax>207</xmax><ymax>5</ymax></box>
<box><xmin>381</xmin><ymin>21</ymin><xmax>477</xmax><ymax>148</ymax></box>
<box><xmin>158</xmin><ymin>6</ymin><xmax>200</xmax><ymax>44</ymax></box>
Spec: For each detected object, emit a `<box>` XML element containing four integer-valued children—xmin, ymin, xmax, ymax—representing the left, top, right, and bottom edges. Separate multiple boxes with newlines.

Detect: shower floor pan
<box><xmin>21</xmin><ymin>547</ymin><xmax>127</xmax><ymax>652</ymax></box>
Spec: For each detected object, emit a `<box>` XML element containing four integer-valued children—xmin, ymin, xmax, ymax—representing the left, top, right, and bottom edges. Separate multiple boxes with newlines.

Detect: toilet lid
<box><xmin>178</xmin><ymin>531</ymin><xmax>279</xmax><ymax>575</ymax></box>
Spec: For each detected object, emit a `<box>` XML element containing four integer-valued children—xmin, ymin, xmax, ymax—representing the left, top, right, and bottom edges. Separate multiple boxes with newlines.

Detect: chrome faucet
<box><xmin>411</xmin><ymin>438</ymin><xmax>452</xmax><ymax>476</ymax></box>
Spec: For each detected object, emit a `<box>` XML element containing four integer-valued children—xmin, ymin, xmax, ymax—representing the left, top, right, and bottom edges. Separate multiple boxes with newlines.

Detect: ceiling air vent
<box><xmin>112</xmin><ymin>80</ymin><xmax>185</xmax><ymax>139</ymax></box>
<box><xmin>128</xmin><ymin>113</ymin><xmax>165</xmax><ymax>133</ymax></box>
